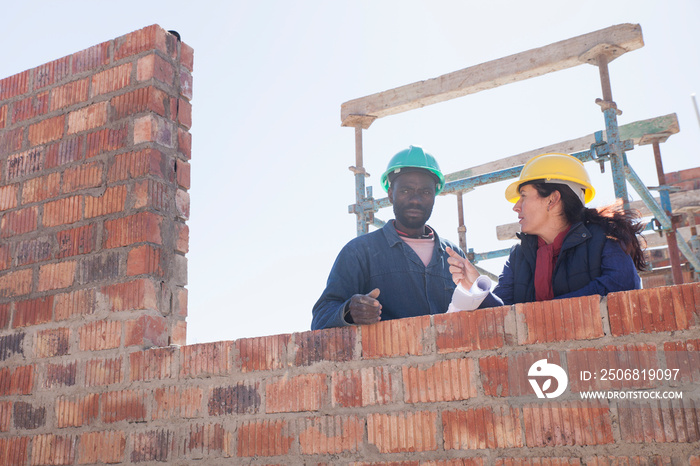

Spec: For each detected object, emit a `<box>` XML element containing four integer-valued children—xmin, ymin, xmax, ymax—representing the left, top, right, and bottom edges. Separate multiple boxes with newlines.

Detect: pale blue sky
<box><xmin>1</xmin><ymin>1</ymin><xmax>698</xmax><ymax>342</ymax></box>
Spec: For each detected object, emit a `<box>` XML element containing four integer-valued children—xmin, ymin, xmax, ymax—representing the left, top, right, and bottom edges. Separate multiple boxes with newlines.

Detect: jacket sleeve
<box><xmin>479</xmin><ymin>247</ymin><xmax>516</xmax><ymax>308</ymax></box>
<box><xmin>556</xmin><ymin>238</ymin><xmax>640</xmax><ymax>300</ymax></box>
<box><xmin>311</xmin><ymin>244</ymin><xmax>365</xmax><ymax>330</ymax></box>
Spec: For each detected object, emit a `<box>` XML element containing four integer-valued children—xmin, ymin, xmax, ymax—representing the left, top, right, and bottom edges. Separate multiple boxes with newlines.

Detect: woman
<box><xmin>447</xmin><ymin>152</ymin><xmax>646</xmax><ymax>309</ymax></box>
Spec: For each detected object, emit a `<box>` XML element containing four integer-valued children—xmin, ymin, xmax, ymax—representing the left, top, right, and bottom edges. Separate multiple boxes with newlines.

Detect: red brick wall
<box><xmin>1</xmin><ymin>25</ymin><xmax>699</xmax><ymax>465</ymax></box>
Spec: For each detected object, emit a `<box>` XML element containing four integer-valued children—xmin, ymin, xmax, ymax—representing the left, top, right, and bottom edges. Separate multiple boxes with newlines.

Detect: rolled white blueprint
<box><xmin>447</xmin><ymin>275</ymin><xmax>492</xmax><ymax>312</ymax></box>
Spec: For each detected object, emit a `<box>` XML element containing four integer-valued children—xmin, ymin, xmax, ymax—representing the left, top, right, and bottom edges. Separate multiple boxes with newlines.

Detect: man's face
<box><xmin>388</xmin><ymin>171</ymin><xmax>436</xmax><ymax>232</ymax></box>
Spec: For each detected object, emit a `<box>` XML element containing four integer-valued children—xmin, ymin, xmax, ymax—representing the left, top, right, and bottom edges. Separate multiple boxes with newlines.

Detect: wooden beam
<box><xmin>341</xmin><ymin>23</ymin><xmax>643</xmax><ymax>127</ymax></box>
<box><xmin>496</xmin><ymin>188</ymin><xmax>700</xmax><ymax>241</ymax></box>
<box><xmin>445</xmin><ymin>114</ymin><xmax>679</xmax><ymax>182</ymax></box>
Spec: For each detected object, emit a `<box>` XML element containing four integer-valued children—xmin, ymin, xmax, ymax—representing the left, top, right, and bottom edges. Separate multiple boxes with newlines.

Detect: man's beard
<box><xmin>394</xmin><ymin>204</ymin><xmax>432</xmax><ymax>230</ymax></box>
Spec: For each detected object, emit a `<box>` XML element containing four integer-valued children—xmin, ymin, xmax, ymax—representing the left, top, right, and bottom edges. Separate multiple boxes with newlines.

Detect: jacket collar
<box><xmin>517</xmin><ymin>221</ymin><xmax>592</xmax><ymax>252</ymax></box>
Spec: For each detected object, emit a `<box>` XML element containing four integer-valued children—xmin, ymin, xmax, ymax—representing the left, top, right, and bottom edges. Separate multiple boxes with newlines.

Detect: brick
<box><xmin>115</xmin><ymin>24</ymin><xmax>170</xmax><ymax>60</ymax></box>
<box><xmin>178</xmin><ymin>127</ymin><xmax>191</xmax><ymax>159</ymax></box>
<box><xmin>137</xmin><ymin>53</ymin><xmax>175</xmax><ymax>84</ymax></box>
<box><xmin>91</xmin><ymin>63</ymin><xmax>132</xmax><ymax>97</ymax></box>
<box><xmin>54</xmin><ymin>289</ymin><xmax>95</xmax><ymax>321</ymax></box>
<box><xmin>496</xmin><ymin>459</ymin><xmax>580</xmax><ymax>466</ymax></box>
<box><xmin>404</xmin><ymin>358</ymin><xmax>477</xmax><ymax>403</ymax></box>
<box><xmin>43</xmin><ymin>196</ymin><xmax>82</xmax><ymax>227</ymax></box>
<box><xmin>266</xmin><ymin>373</ymin><xmax>327</xmax><ymax>413</ymax></box>
<box><xmin>35</xmin><ymin>327</ymin><xmax>70</xmax><ymax>358</ymax></box>
<box><xmin>180</xmin><ymin>68</ymin><xmax>193</xmax><ymax>100</ymax></box>
<box><xmin>0</xmin><ymin>334</ymin><xmax>24</xmax><ymax>361</ymax></box>
<box><xmin>46</xmin><ymin>137</ymin><xmax>83</xmax><ymax>168</ymax></box>
<box><xmin>55</xmin><ymin>393</ymin><xmax>99</xmax><ymax>427</ymax></box>
<box><xmin>0</xmin><ymin>437</ymin><xmax>29</xmax><ymax>466</ymax></box>
<box><xmin>618</xmin><ymin>399</ymin><xmax>699</xmax><ymax>443</ymax></box>
<box><xmin>480</xmin><ymin>351</ymin><xmax>562</xmax><ymax>398</ymax></box>
<box><xmin>523</xmin><ymin>400</ymin><xmax>613</xmax><ymax>446</ymax></box>
<box><xmin>38</xmin><ymin>260</ymin><xmax>76</xmax><ymax>291</ymax></box>
<box><xmin>72</xmin><ymin>41</ymin><xmax>111</xmax><ymax>74</ymax></box>
<box><xmin>14</xmin><ymin>237</ymin><xmax>52</xmax><ymax>266</ymax></box>
<box><xmin>1</xmin><ymin>206</ymin><xmax>38</xmax><ymax>237</ymax></box>
<box><xmin>0</xmin><ymin>128</ymin><xmax>22</xmax><ymax>157</ymax></box>
<box><xmin>0</xmin><ymin>105</ymin><xmax>6</xmax><ymax>129</ymax></box>
<box><xmin>78</xmin><ymin>251</ymin><xmax>121</xmax><ymax>284</ymax></box>
<box><xmin>28</xmin><ymin>115</ymin><xmax>65</xmax><ymax>146</ymax></box>
<box><xmin>298</xmin><ymin>415</ymin><xmax>363</xmax><ymax>455</ymax></box>
<box><xmin>127</xmin><ymin>244</ymin><xmax>163</xmax><ymax>276</ymax></box>
<box><xmin>12</xmin><ymin>92</ymin><xmax>49</xmax><ymax>123</ymax></box>
<box><xmin>67</xmin><ymin>101</ymin><xmax>108</xmax><ymax>134</ymax></box>
<box><xmin>85</xmin><ymin>124</ymin><xmax>128</xmax><ymax>157</ymax></box>
<box><xmin>131</xmin><ymin>430</ymin><xmax>173</xmax><ymax>463</ymax></box>
<box><xmin>79</xmin><ymin>320</ymin><xmax>121</xmax><ymax>351</ymax></box>
<box><xmin>235</xmin><ymin>334</ymin><xmax>291</xmax><ymax>372</ymax></box>
<box><xmin>180</xmin><ymin>341</ymin><xmax>232</xmax><ymax>378</ymax></box>
<box><xmin>7</xmin><ymin>149</ymin><xmax>42</xmax><ymax>180</ymax></box>
<box><xmin>175</xmin><ymin>188</ymin><xmax>190</xmax><ymax>219</ymax></box>
<box><xmin>133</xmin><ymin>179</ymin><xmax>170</xmax><ymax>211</ymax></box>
<box><xmin>665</xmin><ymin>338</ymin><xmax>700</xmax><ymax>384</ymax></box>
<box><xmin>78</xmin><ymin>431</ymin><xmax>126</xmax><ymax>464</ymax></box>
<box><xmin>607</xmin><ymin>287</ymin><xmax>692</xmax><ymax>336</ymax></box>
<box><xmin>295</xmin><ymin>327</ymin><xmax>356</xmax><ymax>366</ymax></box>
<box><xmin>175</xmin><ymin>222</ymin><xmax>189</xmax><ymax>253</ymax></box>
<box><xmin>13</xmin><ymin>296</ymin><xmax>54</xmax><ymax>328</ymax></box>
<box><xmin>0</xmin><ymin>365</ymin><xmax>34</xmax><ymax>395</ymax></box>
<box><xmin>22</xmin><ymin>173</ymin><xmax>60</xmax><ymax>204</ymax></box>
<box><xmin>171</xmin><ymin>319</ymin><xmax>186</xmax><ymax>345</ymax></box>
<box><xmin>134</xmin><ymin>114</ymin><xmax>176</xmax><ymax>148</ymax></box>
<box><xmin>175</xmin><ymin>159</ymin><xmax>190</xmax><ymax>189</ymax></box>
<box><xmin>181</xmin><ymin>423</ymin><xmax>231</xmax><ymax>458</ymax></box>
<box><xmin>50</xmin><ymin>78</ymin><xmax>90</xmax><ymax>111</ymax></box>
<box><xmin>0</xmin><ymin>401</ymin><xmax>9</xmax><ymax>432</ymax></box>
<box><xmin>154</xmin><ymin>386</ymin><xmax>203</xmax><ymax>419</ymax></box>
<box><xmin>567</xmin><ymin>344</ymin><xmax>658</xmax><ymax>392</ymax></box>
<box><xmin>13</xmin><ymin>402</ymin><xmax>46</xmax><ymax>429</ymax></box>
<box><xmin>516</xmin><ymin>295</ymin><xmax>603</xmax><ymax>344</ymax></box>
<box><xmin>0</xmin><ymin>269</ymin><xmax>32</xmax><ymax>298</ymax></box>
<box><xmin>125</xmin><ymin>314</ymin><xmax>167</xmax><ymax>348</ymax></box>
<box><xmin>332</xmin><ymin>366</ymin><xmax>394</xmax><ymax>408</ymax></box>
<box><xmin>0</xmin><ymin>70</ymin><xmax>30</xmax><ymax>101</ymax></box>
<box><xmin>129</xmin><ymin>347</ymin><xmax>175</xmax><ymax>381</ymax></box>
<box><xmin>237</xmin><ymin>419</ymin><xmax>293</xmax><ymax>457</ymax></box>
<box><xmin>443</xmin><ymin>406</ymin><xmax>522</xmax><ymax>450</ymax></box>
<box><xmin>435</xmin><ymin>306</ymin><xmax>511</xmax><ymax>353</ymax></box>
<box><xmin>31</xmin><ymin>434</ymin><xmax>75</xmax><ymax>465</ymax></box>
<box><xmin>34</xmin><ymin>56</ymin><xmax>70</xmax><ymax>89</ymax></box>
<box><xmin>0</xmin><ymin>245</ymin><xmax>9</xmax><ymax>270</ymax></box>
<box><xmin>103</xmin><ymin>211</ymin><xmax>163</xmax><ymax>248</ymax></box>
<box><xmin>100</xmin><ymin>279</ymin><xmax>158</xmax><ymax>312</ymax></box>
<box><xmin>177</xmin><ymin>98</ymin><xmax>192</xmax><ymax>128</ymax></box>
<box><xmin>108</xmin><ymin>148</ymin><xmax>164</xmax><ymax>182</ymax></box>
<box><xmin>180</xmin><ymin>42</ymin><xmax>194</xmax><ymax>72</ymax></box>
<box><xmin>111</xmin><ymin>86</ymin><xmax>169</xmax><ymax>120</ymax></box>
<box><xmin>367</xmin><ymin>411</ymin><xmax>438</xmax><ymax>453</ymax></box>
<box><xmin>85</xmin><ymin>357</ymin><xmax>123</xmax><ymax>387</ymax></box>
<box><xmin>174</xmin><ymin>254</ymin><xmax>187</xmax><ymax>286</ymax></box>
<box><xmin>362</xmin><ymin>315</ymin><xmax>431</xmax><ymax>358</ymax></box>
<box><xmin>63</xmin><ymin>161</ymin><xmax>103</xmax><ymax>192</ymax></box>
<box><xmin>208</xmin><ymin>383</ymin><xmax>261</xmax><ymax>416</ymax></box>
<box><xmin>44</xmin><ymin>361</ymin><xmax>77</xmax><ymax>388</ymax></box>
<box><xmin>56</xmin><ymin>224</ymin><xmax>96</xmax><ymax>259</ymax></box>
<box><xmin>102</xmin><ymin>389</ymin><xmax>146</xmax><ymax>423</ymax></box>
<box><xmin>0</xmin><ymin>304</ymin><xmax>10</xmax><ymax>330</ymax></box>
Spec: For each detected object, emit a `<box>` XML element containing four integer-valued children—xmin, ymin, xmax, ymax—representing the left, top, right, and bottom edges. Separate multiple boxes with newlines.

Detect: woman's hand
<box><xmin>446</xmin><ymin>247</ymin><xmax>480</xmax><ymax>290</ymax></box>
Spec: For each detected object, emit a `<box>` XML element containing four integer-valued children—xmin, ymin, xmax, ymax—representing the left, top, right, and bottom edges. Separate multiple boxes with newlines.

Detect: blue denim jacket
<box><xmin>311</xmin><ymin>222</ymin><xmax>464</xmax><ymax>330</ymax></box>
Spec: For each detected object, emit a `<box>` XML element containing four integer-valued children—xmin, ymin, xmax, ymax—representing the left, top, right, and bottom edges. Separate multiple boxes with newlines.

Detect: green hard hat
<box><xmin>380</xmin><ymin>145</ymin><xmax>445</xmax><ymax>194</ymax></box>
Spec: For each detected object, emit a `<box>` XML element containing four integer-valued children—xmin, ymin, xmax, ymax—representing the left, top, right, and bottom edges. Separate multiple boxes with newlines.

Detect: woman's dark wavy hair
<box><xmin>522</xmin><ymin>180</ymin><xmax>647</xmax><ymax>271</ymax></box>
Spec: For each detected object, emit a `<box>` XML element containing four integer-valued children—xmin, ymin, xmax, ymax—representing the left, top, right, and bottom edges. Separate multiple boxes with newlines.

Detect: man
<box><xmin>311</xmin><ymin>146</ymin><xmax>468</xmax><ymax>330</ymax></box>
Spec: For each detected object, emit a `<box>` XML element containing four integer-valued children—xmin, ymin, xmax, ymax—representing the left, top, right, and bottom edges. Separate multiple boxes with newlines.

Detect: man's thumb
<box><xmin>367</xmin><ymin>288</ymin><xmax>380</xmax><ymax>299</ymax></box>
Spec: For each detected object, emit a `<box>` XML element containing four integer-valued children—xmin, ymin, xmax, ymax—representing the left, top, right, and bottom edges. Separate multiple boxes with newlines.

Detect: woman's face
<box><xmin>513</xmin><ymin>184</ymin><xmax>552</xmax><ymax>237</ymax></box>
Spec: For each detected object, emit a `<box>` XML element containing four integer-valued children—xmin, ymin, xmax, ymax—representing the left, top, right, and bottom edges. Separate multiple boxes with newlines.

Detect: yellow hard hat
<box><xmin>505</xmin><ymin>153</ymin><xmax>595</xmax><ymax>204</ymax></box>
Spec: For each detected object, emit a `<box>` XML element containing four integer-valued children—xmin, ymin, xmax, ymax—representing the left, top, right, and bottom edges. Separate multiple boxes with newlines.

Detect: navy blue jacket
<box><xmin>481</xmin><ymin>222</ymin><xmax>641</xmax><ymax>308</ymax></box>
<box><xmin>311</xmin><ymin>222</ymin><xmax>464</xmax><ymax>330</ymax></box>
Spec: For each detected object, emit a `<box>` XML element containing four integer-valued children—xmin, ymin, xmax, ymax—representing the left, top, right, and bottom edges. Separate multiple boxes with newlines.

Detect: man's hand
<box><xmin>446</xmin><ymin>247</ymin><xmax>480</xmax><ymax>290</ymax></box>
<box><xmin>347</xmin><ymin>288</ymin><xmax>382</xmax><ymax>325</ymax></box>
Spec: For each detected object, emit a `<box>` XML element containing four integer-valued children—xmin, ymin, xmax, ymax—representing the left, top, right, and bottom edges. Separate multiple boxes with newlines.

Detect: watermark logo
<box><xmin>528</xmin><ymin>359</ymin><xmax>568</xmax><ymax>399</ymax></box>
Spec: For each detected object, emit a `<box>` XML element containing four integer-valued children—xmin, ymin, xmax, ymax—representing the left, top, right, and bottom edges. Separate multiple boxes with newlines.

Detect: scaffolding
<box><xmin>341</xmin><ymin>23</ymin><xmax>700</xmax><ymax>284</ymax></box>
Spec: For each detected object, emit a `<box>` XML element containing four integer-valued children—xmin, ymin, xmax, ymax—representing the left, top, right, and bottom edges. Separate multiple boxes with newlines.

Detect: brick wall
<box><xmin>1</xmin><ymin>25</ymin><xmax>700</xmax><ymax>465</ymax></box>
